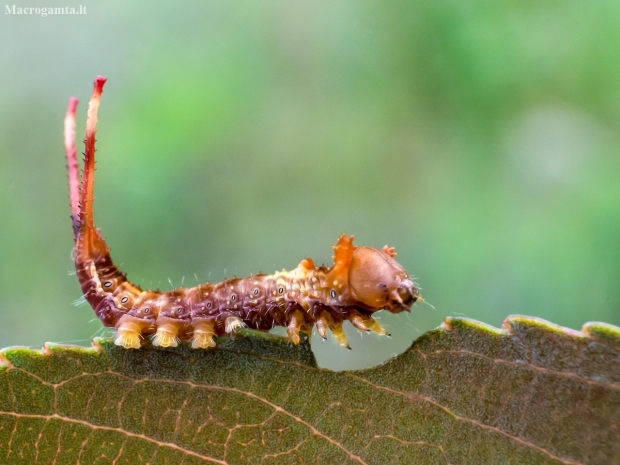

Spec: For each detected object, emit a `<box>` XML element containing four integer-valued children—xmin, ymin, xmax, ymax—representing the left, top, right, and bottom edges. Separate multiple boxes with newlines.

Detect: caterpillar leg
<box><xmin>347</xmin><ymin>311</ymin><xmax>390</xmax><ymax>337</ymax></box>
<box><xmin>329</xmin><ymin>321</ymin><xmax>351</xmax><ymax>349</ymax></box>
<box><xmin>114</xmin><ymin>315</ymin><xmax>148</xmax><ymax>349</ymax></box>
<box><xmin>347</xmin><ymin>310</ymin><xmax>370</xmax><ymax>332</ymax></box>
<box><xmin>286</xmin><ymin>309</ymin><xmax>306</xmax><ymax>345</ymax></box>
<box><xmin>152</xmin><ymin>321</ymin><xmax>182</xmax><ymax>348</ymax></box>
<box><xmin>364</xmin><ymin>316</ymin><xmax>390</xmax><ymax>336</ymax></box>
<box><xmin>225</xmin><ymin>316</ymin><xmax>245</xmax><ymax>333</ymax></box>
<box><xmin>315</xmin><ymin>310</ymin><xmax>334</xmax><ymax>340</ymax></box>
<box><xmin>192</xmin><ymin>320</ymin><xmax>216</xmax><ymax>349</ymax></box>
<box><xmin>115</xmin><ymin>330</ymin><xmax>141</xmax><ymax>349</ymax></box>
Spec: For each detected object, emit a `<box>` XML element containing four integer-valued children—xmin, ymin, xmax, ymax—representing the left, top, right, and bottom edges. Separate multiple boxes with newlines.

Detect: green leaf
<box><xmin>0</xmin><ymin>315</ymin><xmax>618</xmax><ymax>464</ymax></box>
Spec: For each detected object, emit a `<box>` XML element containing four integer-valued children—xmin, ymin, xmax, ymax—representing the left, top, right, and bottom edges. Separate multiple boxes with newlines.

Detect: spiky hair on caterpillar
<box><xmin>64</xmin><ymin>77</ymin><xmax>421</xmax><ymax>350</ymax></box>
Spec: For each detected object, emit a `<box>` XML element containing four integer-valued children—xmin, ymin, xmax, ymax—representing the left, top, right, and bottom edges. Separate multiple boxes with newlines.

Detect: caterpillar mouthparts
<box><xmin>65</xmin><ymin>76</ymin><xmax>421</xmax><ymax>350</ymax></box>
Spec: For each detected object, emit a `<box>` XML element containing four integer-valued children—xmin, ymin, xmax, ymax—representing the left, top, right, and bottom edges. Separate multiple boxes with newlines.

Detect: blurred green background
<box><xmin>0</xmin><ymin>1</ymin><xmax>618</xmax><ymax>370</ymax></box>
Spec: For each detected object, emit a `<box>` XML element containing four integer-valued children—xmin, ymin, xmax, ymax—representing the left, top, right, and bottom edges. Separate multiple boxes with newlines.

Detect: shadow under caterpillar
<box><xmin>64</xmin><ymin>76</ymin><xmax>421</xmax><ymax>350</ymax></box>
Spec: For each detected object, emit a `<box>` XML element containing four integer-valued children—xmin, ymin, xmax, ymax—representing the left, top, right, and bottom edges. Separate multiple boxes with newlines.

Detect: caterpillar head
<box><xmin>348</xmin><ymin>247</ymin><xmax>418</xmax><ymax>313</ymax></box>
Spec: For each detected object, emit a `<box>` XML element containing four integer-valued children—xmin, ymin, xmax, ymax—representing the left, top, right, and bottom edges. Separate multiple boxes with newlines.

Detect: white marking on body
<box><xmin>88</xmin><ymin>262</ymin><xmax>104</xmax><ymax>294</ymax></box>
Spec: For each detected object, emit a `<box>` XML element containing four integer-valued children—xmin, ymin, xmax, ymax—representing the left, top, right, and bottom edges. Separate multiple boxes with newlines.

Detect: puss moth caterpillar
<box><xmin>65</xmin><ymin>76</ymin><xmax>420</xmax><ymax>350</ymax></box>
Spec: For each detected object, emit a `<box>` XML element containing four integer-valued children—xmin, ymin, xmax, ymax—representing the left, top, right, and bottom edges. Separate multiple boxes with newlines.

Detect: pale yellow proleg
<box><xmin>315</xmin><ymin>310</ymin><xmax>334</xmax><ymax>339</ymax></box>
<box><xmin>153</xmin><ymin>322</ymin><xmax>182</xmax><ymax>347</ymax></box>
<box><xmin>192</xmin><ymin>320</ymin><xmax>216</xmax><ymax>349</ymax></box>
<box><xmin>287</xmin><ymin>309</ymin><xmax>306</xmax><ymax>345</ymax></box>
<box><xmin>348</xmin><ymin>311</ymin><xmax>369</xmax><ymax>332</ymax></box>
<box><xmin>330</xmin><ymin>322</ymin><xmax>350</xmax><ymax>349</ymax></box>
<box><xmin>114</xmin><ymin>315</ymin><xmax>148</xmax><ymax>349</ymax></box>
<box><xmin>225</xmin><ymin>316</ymin><xmax>246</xmax><ymax>333</ymax></box>
<box><xmin>364</xmin><ymin>316</ymin><xmax>389</xmax><ymax>336</ymax></box>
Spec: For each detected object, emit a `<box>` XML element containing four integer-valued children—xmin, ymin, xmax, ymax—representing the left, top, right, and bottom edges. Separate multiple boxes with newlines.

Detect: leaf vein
<box><xmin>0</xmin><ymin>412</ymin><xmax>228</xmax><ymax>465</ymax></box>
<box><xmin>345</xmin><ymin>373</ymin><xmax>585</xmax><ymax>465</ymax></box>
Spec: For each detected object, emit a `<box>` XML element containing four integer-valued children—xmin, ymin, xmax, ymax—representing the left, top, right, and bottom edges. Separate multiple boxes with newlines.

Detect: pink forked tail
<box><xmin>64</xmin><ymin>96</ymin><xmax>79</xmax><ymax>237</ymax></box>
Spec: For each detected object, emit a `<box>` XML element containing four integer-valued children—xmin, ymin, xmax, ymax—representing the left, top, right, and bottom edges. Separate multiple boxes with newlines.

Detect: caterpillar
<box><xmin>64</xmin><ymin>76</ymin><xmax>420</xmax><ymax>350</ymax></box>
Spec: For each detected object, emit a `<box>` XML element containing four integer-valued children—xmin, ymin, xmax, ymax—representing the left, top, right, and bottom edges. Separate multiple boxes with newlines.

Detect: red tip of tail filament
<box><xmin>93</xmin><ymin>76</ymin><xmax>107</xmax><ymax>94</ymax></box>
<box><xmin>86</xmin><ymin>76</ymin><xmax>107</xmax><ymax>135</ymax></box>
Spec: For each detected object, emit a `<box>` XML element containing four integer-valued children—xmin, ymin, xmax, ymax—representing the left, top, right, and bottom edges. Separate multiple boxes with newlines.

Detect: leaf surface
<box><xmin>0</xmin><ymin>315</ymin><xmax>618</xmax><ymax>465</ymax></box>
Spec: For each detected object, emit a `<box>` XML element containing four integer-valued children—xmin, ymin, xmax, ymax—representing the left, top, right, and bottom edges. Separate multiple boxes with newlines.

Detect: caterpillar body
<box><xmin>65</xmin><ymin>77</ymin><xmax>420</xmax><ymax>350</ymax></box>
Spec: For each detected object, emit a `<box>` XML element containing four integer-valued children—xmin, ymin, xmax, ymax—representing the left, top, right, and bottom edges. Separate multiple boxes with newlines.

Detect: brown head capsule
<box><xmin>348</xmin><ymin>247</ymin><xmax>419</xmax><ymax>312</ymax></box>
